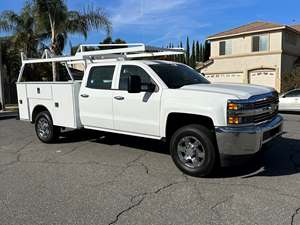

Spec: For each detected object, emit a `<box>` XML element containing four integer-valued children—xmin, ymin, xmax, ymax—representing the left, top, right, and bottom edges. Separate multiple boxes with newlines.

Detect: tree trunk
<box><xmin>49</xmin><ymin>16</ymin><xmax>58</xmax><ymax>82</ymax></box>
<box><xmin>0</xmin><ymin>43</ymin><xmax>5</xmax><ymax>111</ymax></box>
<box><xmin>52</xmin><ymin>62</ymin><xmax>57</xmax><ymax>81</ymax></box>
<box><xmin>51</xmin><ymin>39</ymin><xmax>57</xmax><ymax>81</ymax></box>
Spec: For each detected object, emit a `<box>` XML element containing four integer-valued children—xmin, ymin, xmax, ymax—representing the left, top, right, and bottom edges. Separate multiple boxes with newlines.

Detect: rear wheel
<box><xmin>169</xmin><ymin>124</ymin><xmax>218</xmax><ymax>177</ymax></box>
<box><xmin>35</xmin><ymin>111</ymin><xmax>60</xmax><ymax>143</ymax></box>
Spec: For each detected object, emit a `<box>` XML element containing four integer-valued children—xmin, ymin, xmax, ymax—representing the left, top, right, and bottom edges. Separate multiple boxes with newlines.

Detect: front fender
<box><xmin>160</xmin><ymin>89</ymin><xmax>235</xmax><ymax>137</ymax></box>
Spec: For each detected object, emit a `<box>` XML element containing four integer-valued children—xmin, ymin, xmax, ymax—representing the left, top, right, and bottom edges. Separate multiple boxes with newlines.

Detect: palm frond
<box><xmin>65</xmin><ymin>10</ymin><xmax>88</xmax><ymax>39</ymax></box>
<box><xmin>80</xmin><ymin>5</ymin><xmax>111</xmax><ymax>36</ymax></box>
<box><xmin>0</xmin><ymin>10</ymin><xmax>20</xmax><ymax>32</ymax></box>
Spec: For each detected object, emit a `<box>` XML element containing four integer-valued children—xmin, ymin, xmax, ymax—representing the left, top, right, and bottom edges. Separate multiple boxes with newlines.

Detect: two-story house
<box><xmin>201</xmin><ymin>21</ymin><xmax>300</xmax><ymax>92</ymax></box>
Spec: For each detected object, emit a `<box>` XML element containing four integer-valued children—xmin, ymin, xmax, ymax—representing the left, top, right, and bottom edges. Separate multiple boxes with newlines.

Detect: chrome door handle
<box><xmin>114</xmin><ymin>96</ymin><xmax>124</xmax><ymax>100</ymax></box>
<box><xmin>80</xmin><ymin>94</ymin><xmax>89</xmax><ymax>98</ymax></box>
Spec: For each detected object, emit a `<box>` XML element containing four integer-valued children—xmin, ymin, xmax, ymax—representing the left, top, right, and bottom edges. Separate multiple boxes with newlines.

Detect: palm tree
<box><xmin>0</xmin><ymin>3</ymin><xmax>41</xmax><ymax>108</ymax></box>
<box><xmin>0</xmin><ymin>2</ymin><xmax>41</xmax><ymax>57</ymax></box>
<box><xmin>0</xmin><ymin>0</ymin><xmax>112</xmax><ymax>81</ymax></box>
<box><xmin>0</xmin><ymin>38</ymin><xmax>21</xmax><ymax>104</ymax></box>
<box><xmin>33</xmin><ymin>0</ymin><xmax>111</xmax><ymax>81</ymax></box>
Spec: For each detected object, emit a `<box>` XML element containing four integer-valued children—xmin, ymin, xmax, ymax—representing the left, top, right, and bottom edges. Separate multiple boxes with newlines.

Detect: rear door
<box><xmin>79</xmin><ymin>64</ymin><xmax>117</xmax><ymax>129</ymax></box>
<box><xmin>112</xmin><ymin>63</ymin><xmax>162</xmax><ymax>137</ymax></box>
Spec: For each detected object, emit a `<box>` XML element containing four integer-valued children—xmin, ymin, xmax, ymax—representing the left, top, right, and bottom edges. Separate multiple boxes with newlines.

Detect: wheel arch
<box><xmin>165</xmin><ymin>112</ymin><xmax>215</xmax><ymax>140</ymax></box>
<box><xmin>31</xmin><ymin>105</ymin><xmax>51</xmax><ymax>123</ymax></box>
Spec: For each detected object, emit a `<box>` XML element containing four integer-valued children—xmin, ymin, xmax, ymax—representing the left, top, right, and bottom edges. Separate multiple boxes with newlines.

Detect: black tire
<box><xmin>169</xmin><ymin>124</ymin><xmax>218</xmax><ymax>177</ymax></box>
<box><xmin>35</xmin><ymin>111</ymin><xmax>60</xmax><ymax>143</ymax></box>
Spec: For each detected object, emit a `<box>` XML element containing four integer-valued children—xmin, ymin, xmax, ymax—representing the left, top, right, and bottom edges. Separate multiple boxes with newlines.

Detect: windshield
<box><xmin>149</xmin><ymin>63</ymin><xmax>210</xmax><ymax>89</ymax></box>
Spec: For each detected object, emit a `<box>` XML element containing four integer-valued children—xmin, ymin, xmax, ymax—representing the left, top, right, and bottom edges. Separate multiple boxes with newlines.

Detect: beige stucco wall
<box><xmin>70</xmin><ymin>63</ymin><xmax>85</xmax><ymax>71</ymax></box>
<box><xmin>201</xmin><ymin>53</ymin><xmax>282</xmax><ymax>91</ymax></box>
<box><xmin>210</xmin><ymin>31</ymin><xmax>282</xmax><ymax>58</ymax></box>
<box><xmin>202</xmin><ymin>31</ymin><xmax>285</xmax><ymax>92</ymax></box>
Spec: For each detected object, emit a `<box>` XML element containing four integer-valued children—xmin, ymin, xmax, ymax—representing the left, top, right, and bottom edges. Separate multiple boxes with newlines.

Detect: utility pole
<box><xmin>0</xmin><ymin>41</ymin><xmax>5</xmax><ymax>111</ymax></box>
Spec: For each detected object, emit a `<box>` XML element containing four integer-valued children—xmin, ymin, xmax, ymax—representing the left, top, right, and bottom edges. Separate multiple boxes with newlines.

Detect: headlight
<box><xmin>228</xmin><ymin>116</ymin><xmax>240</xmax><ymax>125</ymax></box>
<box><xmin>227</xmin><ymin>100</ymin><xmax>254</xmax><ymax>125</ymax></box>
<box><xmin>227</xmin><ymin>103</ymin><xmax>242</xmax><ymax>111</ymax></box>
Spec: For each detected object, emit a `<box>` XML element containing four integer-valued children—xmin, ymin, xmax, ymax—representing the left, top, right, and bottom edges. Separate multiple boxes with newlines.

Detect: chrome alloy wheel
<box><xmin>37</xmin><ymin>117</ymin><xmax>50</xmax><ymax>139</ymax></box>
<box><xmin>177</xmin><ymin>136</ymin><xmax>206</xmax><ymax>168</ymax></box>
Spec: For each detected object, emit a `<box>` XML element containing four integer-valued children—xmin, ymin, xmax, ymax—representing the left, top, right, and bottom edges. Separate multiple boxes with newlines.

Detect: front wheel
<box><xmin>35</xmin><ymin>111</ymin><xmax>60</xmax><ymax>143</ymax></box>
<box><xmin>169</xmin><ymin>124</ymin><xmax>218</xmax><ymax>177</ymax></box>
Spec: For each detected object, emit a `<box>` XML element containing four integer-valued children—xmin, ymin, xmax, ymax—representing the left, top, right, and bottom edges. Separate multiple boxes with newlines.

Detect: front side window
<box><xmin>219</xmin><ymin>40</ymin><xmax>232</xmax><ymax>56</ymax></box>
<box><xmin>119</xmin><ymin>65</ymin><xmax>153</xmax><ymax>91</ymax></box>
<box><xmin>252</xmin><ymin>35</ymin><xmax>269</xmax><ymax>52</ymax></box>
<box><xmin>149</xmin><ymin>63</ymin><xmax>210</xmax><ymax>89</ymax></box>
<box><xmin>87</xmin><ymin>66</ymin><xmax>115</xmax><ymax>89</ymax></box>
<box><xmin>285</xmin><ymin>90</ymin><xmax>300</xmax><ymax>98</ymax></box>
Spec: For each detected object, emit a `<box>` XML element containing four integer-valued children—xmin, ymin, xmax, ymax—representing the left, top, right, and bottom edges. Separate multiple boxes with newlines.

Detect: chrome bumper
<box><xmin>215</xmin><ymin>115</ymin><xmax>283</xmax><ymax>156</ymax></box>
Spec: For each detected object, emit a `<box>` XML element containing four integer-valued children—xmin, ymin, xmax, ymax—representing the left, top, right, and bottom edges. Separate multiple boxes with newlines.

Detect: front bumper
<box><xmin>215</xmin><ymin>115</ymin><xmax>283</xmax><ymax>156</ymax></box>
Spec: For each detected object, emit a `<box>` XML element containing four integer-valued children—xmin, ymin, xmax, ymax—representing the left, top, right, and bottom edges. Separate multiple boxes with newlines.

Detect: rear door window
<box><xmin>87</xmin><ymin>66</ymin><xmax>115</xmax><ymax>90</ymax></box>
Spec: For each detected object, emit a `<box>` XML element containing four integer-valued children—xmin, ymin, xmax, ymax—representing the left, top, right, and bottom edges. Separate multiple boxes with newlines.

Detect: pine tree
<box><xmin>175</xmin><ymin>43</ymin><xmax>180</xmax><ymax>62</ymax></box>
<box><xmin>191</xmin><ymin>40</ymin><xmax>196</xmax><ymax>68</ymax></box>
<box><xmin>199</xmin><ymin>43</ymin><xmax>203</xmax><ymax>62</ymax></box>
<box><xmin>179</xmin><ymin>41</ymin><xmax>184</xmax><ymax>63</ymax></box>
<box><xmin>171</xmin><ymin>43</ymin><xmax>175</xmax><ymax>61</ymax></box>
<box><xmin>203</xmin><ymin>40</ymin><xmax>211</xmax><ymax>62</ymax></box>
<box><xmin>186</xmin><ymin>37</ymin><xmax>190</xmax><ymax>66</ymax></box>
<box><xmin>196</xmin><ymin>41</ymin><xmax>200</xmax><ymax>62</ymax></box>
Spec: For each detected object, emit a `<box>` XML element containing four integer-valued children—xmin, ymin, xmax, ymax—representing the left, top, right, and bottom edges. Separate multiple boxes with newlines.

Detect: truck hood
<box><xmin>180</xmin><ymin>83</ymin><xmax>274</xmax><ymax>99</ymax></box>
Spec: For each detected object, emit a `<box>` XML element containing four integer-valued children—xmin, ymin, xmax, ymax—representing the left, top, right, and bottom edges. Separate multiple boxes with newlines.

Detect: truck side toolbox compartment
<box><xmin>52</xmin><ymin>83</ymin><xmax>81</xmax><ymax>128</ymax></box>
<box><xmin>16</xmin><ymin>83</ymin><xmax>29</xmax><ymax>120</ymax></box>
<box><xmin>27</xmin><ymin>83</ymin><xmax>53</xmax><ymax>100</ymax></box>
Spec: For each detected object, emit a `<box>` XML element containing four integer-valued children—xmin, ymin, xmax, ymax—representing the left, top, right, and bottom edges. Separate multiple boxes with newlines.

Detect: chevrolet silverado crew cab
<box><xmin>16</xmin><ymin>44</ymin><xmax>283</xmax><ymax>177</ymax></box>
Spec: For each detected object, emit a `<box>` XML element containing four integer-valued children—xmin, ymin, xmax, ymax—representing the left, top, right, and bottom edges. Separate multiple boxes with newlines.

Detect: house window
<box><xmin>219</xmin><ymin>40</ymin><xmax>232</xmax><ymax>56</ymax></box>
<box><xmin>252</xmin><ymin>35</ymin><xmax>269</xmax><ymax>52</ymax></box>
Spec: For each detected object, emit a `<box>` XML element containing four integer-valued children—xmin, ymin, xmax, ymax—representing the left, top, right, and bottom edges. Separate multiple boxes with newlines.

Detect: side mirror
<box><xmin>128</xmin><ymin>75</ymin><xmax>141</xmax><ymax>93</ymax></box>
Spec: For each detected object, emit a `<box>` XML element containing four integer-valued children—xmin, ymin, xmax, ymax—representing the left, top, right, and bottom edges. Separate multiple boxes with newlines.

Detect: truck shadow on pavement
<box><xmin>59</xmin><ymin>129</ymin><xmax>169</xmax><ymax>155</ymax></box>
<box><xmin>59</xmin><ymin>129</ymin><xmax>300</xmax><ymax>178</ymax></box>
<box><xmin>217</xmin><ymin>136</ymin><xmax>300</xmax><ymax>178</ymax></box>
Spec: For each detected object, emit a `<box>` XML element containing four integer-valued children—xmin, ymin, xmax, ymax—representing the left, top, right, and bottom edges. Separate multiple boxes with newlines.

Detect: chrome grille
<box><xmin>227</xmin><ymin>92</ymin><xmax>279</xmax><ymax>126</ymax></box>
<box><xmin>252</xmin><ymin>92</ymin><xmax>279</xmax><ymax>124</ymax></box>
<box><xmin>253</xmin><ymin>92</ymin><xmax>279</xmax><ymax>109</ymax></box>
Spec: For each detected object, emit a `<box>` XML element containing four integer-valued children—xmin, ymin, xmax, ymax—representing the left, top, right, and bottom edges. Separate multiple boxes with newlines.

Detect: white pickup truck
<box><xmin>16</xmin><ymin>44</ymin><xmax>283</xmax><ymax>177</ymax></box>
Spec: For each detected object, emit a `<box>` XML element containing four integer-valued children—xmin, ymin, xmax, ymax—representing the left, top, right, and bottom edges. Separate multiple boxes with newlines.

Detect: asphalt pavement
<box><xmin>0</xmin><ymin>114</ymin><xmax>300</xmax><ymax>225</ymax></box>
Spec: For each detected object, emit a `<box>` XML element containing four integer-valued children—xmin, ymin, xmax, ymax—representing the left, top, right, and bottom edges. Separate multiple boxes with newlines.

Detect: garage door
<box><xmin>249</xmin><ymin>69</ymin><xmax>276</xmax><ymax>88</ymax></box>
<box><xmin>205</xmin><ymin>73</ymin><xmax>243</xmax><ymax>83</ymax></box>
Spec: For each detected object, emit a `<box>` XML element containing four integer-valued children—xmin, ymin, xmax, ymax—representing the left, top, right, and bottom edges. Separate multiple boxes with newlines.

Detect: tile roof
<box><xmin>290</xmin><ymin>24</ymin><xmax>300</xmax><ymax>32</ymax></box>
<box><xmin>208</xmin><ymin>21</ymin><xmax>286</xmax><ymax>40</ymax></box>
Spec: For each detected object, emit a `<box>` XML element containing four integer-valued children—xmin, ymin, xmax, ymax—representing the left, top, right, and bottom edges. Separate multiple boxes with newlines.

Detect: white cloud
<box><xmin>106</xmin><ymin>0</ymin><xmax>256</xmax><ymax>45</ymax></box>
<box><xmin>111</xmin><ymin>0</ymin><xmax>188</xmax><ymax>26</ymax></box>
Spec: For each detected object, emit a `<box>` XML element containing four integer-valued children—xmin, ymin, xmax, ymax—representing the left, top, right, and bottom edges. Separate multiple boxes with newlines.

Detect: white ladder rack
<box><xmin>21</xmin><ymin>43</ymin><xmax>185</xmax><ymax>65</ymax></box>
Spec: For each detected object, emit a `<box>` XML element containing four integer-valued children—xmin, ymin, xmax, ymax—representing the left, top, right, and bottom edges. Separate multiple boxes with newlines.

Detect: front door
<box><xmin>280</xmin><ymin>90</ymin><xmax>300</xmax><ymax>111</ymax></box>
<box><xmin>79</xmin><ymin>65</ymin><xmax>116</xmax><ymax>129</ymax></box>
<box><xmin>113</xmin><ymin>64</ymin><xmax>161</xmax><ymax>137</ymax></box>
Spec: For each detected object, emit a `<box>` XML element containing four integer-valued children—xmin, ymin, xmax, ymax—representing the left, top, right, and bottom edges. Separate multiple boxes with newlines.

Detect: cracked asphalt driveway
<box><xmin>0</xmin><ymin>114</ymin><xmax>300</xmax><ymax>225</ymax></box>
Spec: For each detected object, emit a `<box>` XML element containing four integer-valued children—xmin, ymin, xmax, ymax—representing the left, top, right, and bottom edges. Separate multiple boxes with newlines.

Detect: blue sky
<box><xmin>0</xmin><ymin>0</ymin><xmax>300</xmax><ymax>52</ymax></box>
